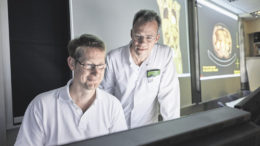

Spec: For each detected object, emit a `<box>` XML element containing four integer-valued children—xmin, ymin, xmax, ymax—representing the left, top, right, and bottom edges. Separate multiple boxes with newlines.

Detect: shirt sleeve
<box><xmin>100</xmin><ymin>54</ymin><xmax>115</xmax><ymax>95</ymax></box>
<box><xmin>157</xmin><ymin>47</ymin><xmax>180</xmax><ymax>121</ymax></box>
<box><xmin>14</xmin><ymin>99</ymin><xmax>45</xmax><ymax>146</ymax></box>
<box><xmin>109</xmin><ymin>98</ymin><xmax>128</xmax><ymax>132</ymax></box>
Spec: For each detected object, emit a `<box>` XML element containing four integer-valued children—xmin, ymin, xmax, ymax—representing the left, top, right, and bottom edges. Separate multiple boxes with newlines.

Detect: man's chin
<box><xmin>137</xmin><ymin>48</ymin><xmax>148</xmax><ymax>51</ymax></box>
<box><xmin>136</xmin><ymin>50</ymin><xmax>148</xmax><ymax>56</ymax></box>
<box><xmin>85</xmin><ymin>83</ymin><xmax>98</xmax><ymax>90</ymax></box>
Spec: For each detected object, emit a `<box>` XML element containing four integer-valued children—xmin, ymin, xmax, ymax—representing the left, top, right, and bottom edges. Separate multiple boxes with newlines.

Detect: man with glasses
<box><xmin>101</xmin><ymin>9</ymin><xmax>180</xmax><ymax>128</ymax></box>
<box><xmin>15</xmin><ymin>34</ymin><xmax>127</xmax><ymax>146</ymax></box>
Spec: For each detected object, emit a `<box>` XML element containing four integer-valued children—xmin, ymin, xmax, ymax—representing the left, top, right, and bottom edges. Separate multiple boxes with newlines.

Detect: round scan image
<box><xmin>212</xmin><ymin>24</ymin><xmax>232</xmax><ymax>59</ymax></box>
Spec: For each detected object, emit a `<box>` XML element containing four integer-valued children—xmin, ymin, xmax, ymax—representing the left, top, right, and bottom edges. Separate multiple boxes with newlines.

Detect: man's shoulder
<box><xmin>154</xmin><ymin>43</ymin><xmax>173</xmax><ymax>59</ymax></box>
<box><xmin>30</xmin><ymin>87</ymin><xmax>63</xmax><ymax>107</ymax></box>
<box><xmin>107</xmin><ymin>44</ymin><xmax>128</xmax><ymax>57</ymax></box>
<box><xmin>155</xmin><ymin>43</ymin><xmax>172</xmax><ymax>52</ymax></box>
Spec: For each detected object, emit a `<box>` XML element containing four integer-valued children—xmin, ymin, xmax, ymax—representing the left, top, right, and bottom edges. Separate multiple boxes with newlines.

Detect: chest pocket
<box><xmin>145</xmin><ymin>75</ymin><xmax>161</xmax><ymax>94</ymax></box>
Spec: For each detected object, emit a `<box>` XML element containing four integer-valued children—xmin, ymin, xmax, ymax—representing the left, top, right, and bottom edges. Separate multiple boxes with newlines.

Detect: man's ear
<box><xmin>155</xmin><ymin>33</ymin><xmax>160</xmax><ymax>43</ymax></box>
<box><xmin>130</xmin><ymin>29</ymin><xmax>134</xmax><ymax>39</ymax></box>
<box><xmin>67</xmin><ymin>56</ymin><xmax>75</xmax><ymax>71</ymax></box>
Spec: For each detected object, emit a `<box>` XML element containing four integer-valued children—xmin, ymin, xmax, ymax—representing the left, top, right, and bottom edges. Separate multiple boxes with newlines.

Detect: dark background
<box><xmin>8</xmin><ymin>0</ymin><xmax>71</xmax><ymax>122</ymax></box>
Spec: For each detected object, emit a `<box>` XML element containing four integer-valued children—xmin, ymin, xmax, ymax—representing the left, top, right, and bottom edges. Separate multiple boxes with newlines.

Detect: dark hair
<box><xmin>132</xmin><ymin>9</ymin><xmax>161</xmax><ymax>29</ymax></box>
<box><xmin>68</xmin><ymin>34</ymin><xmax>105</xmax><ymax>59</ymax></box>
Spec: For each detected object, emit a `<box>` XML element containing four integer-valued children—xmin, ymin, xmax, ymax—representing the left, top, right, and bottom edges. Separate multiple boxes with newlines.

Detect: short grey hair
<box><xmin>132</xmin><ymin>9</ymin><xmax>161</xmax><ymax>29</ymax></box>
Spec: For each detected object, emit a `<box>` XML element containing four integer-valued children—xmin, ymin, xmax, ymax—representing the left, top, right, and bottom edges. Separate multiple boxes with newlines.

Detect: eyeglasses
<box><xmin>75</xmin><ymin>59</ymin><xmax>106</xmax><ymax>70</ymax></box>
<box><xmin>133</xmin><ymin>34</ymin><xmax>157</xmax><ymax>42</ymax></box>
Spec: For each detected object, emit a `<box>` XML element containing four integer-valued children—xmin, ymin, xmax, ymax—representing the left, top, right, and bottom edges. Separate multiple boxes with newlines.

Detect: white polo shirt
<box><xmin>15</xmin><ymin>80</ymin><xmax>127</xmax><ymax>146</ymax></box>
<box><xmin>101</xmin><ymin>43</ymin><xmax>180</xmax><ymax>128</ymax></box>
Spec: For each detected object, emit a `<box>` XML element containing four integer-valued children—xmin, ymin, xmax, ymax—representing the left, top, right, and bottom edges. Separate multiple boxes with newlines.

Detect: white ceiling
<box><xmin>209</xmin><ymin>0</ymin><xmax>260</xmax><ymax>19</ymax></box>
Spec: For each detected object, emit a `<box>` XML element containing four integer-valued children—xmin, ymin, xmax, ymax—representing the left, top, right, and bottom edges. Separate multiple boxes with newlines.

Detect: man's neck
<box><xmin>130</xmin><ymin>47</ymin><xmax>148</xmax><ymax>66</ymax></box>
<box><xmin>69</xmin><ymin>83</ymin><xmax>96</xmax><ymax>112</ymax></box>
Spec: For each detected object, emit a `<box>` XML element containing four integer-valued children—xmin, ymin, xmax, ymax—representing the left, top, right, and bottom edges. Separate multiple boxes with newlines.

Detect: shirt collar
<box><xmin>126</xmin><ymin>41</ymin><xmax>134</xmax><ymax>66</ymax></box>
<box><xmin>58</xmin><ymin>79</ymin><xmax>73</xmax><ymax>101</ymax></box>
<box><xmin>146</xmin><ymin>43</ymin><xmax>157</xmax><ymax>66</ymax></box>
<box><xmin>58</xmin><ymin>79</ymin><xmax>100</xmax><ymax>104</ymax></box>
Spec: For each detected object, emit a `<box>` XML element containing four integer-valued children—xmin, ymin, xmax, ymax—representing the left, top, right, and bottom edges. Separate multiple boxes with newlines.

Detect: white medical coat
<box><xmin>101</xmin><ymin>43</ymin><xmax>180</xmax><ymax>128</ymax></box>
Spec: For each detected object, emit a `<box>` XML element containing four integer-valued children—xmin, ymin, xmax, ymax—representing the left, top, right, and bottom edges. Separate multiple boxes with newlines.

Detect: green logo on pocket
<box><xmin>147</xmin><ymin>69</ymin><xmax>160</xmax><ymax>78</ymax></box>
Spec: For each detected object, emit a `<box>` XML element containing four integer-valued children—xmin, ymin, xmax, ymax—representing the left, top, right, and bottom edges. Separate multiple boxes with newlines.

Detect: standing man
<box><xmin>101</xmin><ymin>9</ymin><xmax>180</xmax><ymax>128</ymax></box>
<box><xmin>15</xmin><ymin>34</ymin><xmax>127</xmax><ymax>146</ymax></box>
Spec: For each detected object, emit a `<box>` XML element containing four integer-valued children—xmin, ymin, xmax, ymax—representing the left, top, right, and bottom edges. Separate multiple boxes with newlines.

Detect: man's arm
<box><xmin>100</xmin><ymin>54</ymin><xmax>115</xmax><ymax>95</ymax></box>
<box><xmin>14</xmin><ymin>100</ymin><xmax>45</xmax><ymax>146</ymax></box>
<box><xmin>157</xmin><ymin>48</ymin><xmax>180</xmax><ymax>121</ymax></box>
<box><xmin>109</xmin><ymin>98</ymin><xmax>128</xmax><ymax>132</ymax></box>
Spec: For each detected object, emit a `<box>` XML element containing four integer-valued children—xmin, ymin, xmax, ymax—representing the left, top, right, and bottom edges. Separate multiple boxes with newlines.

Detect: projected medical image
<box><xmin>198</xmin><ymin>2</ymin><xmax>240</xmax><ymax>77</ymax></box>
<box><xmin>208</xmin><ymin>23</ymin><xmax>237</xmax><ymax>67</ymax></box>
<box><xmin>157</xmin><ymin>0</ymin><xmax>183</xmax><ymax>74</ymax></box>
<box><xmin>213</xmin><ymin>24</ymin><xmax>232</xmax><ymax>59</ymax></box>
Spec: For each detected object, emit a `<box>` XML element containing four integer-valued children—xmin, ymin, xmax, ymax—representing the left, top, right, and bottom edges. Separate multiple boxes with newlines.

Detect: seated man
<box><xmin>15</xmin><ymin>34</ymin><xmax>127</xmax><ymax>146</ymax></box>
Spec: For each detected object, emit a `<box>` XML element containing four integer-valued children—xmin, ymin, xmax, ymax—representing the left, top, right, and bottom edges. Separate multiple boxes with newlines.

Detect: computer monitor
<box><xmin>246</xmin><ymin>57</ymin><xmax>260</xmax><ymax>92</ymax></box>
<box><xmin>64</xmin><ymin>107</ymin><xmax>260</xmax><ymax>146</ymax></box>
<box><xmin>235</xmin><ymin>87</ymin><xmax>260</xmax><ymax>125</ymax></box>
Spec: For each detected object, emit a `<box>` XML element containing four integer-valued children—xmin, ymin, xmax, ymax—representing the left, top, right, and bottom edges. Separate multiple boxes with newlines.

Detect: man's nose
<box><xmin>138</xmin><ymin>37</ymin><xmax>148</xmax><ymax>44</ymax></box>
<box><xmin>90</xmin><ymin>67</ymin><xmax>99</xmax><ymax>75</ymax></box>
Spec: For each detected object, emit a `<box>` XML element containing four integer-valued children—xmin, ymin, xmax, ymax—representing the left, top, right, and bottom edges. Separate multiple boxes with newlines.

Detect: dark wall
<box><xmin>8</xmin><ymin>0</ymin><xmax>71</xmax><ymax>123</ymax></box>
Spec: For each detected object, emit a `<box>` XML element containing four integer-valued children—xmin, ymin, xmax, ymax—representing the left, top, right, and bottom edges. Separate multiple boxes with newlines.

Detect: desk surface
<box><xmin>181</xmin><ymin>90</ymin><xmax>250</xmax><ymax>116</ymax></box>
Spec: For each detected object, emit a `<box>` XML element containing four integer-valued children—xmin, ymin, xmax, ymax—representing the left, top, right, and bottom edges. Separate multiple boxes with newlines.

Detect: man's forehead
<box><xmin>79</xmin><ymin>46</ymin><xmax>105</xmax><ymax>51</ymax></box>
<box><xmin>134</xmin><ymin>19</ymin><xmax>158</xmax><ymax>27</ymax></box>
<box><xmin>81</xmin><ymin>49</ymin><xmax>105</xmax><ymax>59</ymax></box>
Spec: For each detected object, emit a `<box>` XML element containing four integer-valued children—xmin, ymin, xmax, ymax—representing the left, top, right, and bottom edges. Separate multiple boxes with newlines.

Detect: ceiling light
<box><xmin>251</xmin><ymin>10</ymin><xmax>260</xmax><ymax>17</ymax></box>
<box><xmin>197</xmin><ymin>0</ymin><xmax>238</xmax><ymax>20</ymax></box>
